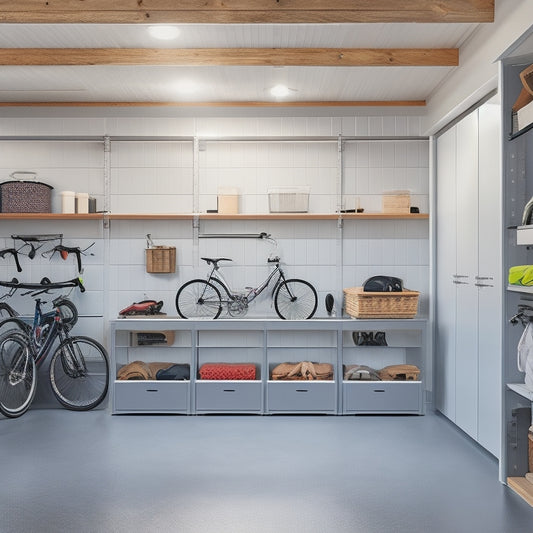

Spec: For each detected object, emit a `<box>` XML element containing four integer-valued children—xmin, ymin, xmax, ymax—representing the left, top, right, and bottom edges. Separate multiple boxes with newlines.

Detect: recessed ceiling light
<box><xmin>270</xmin><ymin>84</ymin><xmax>296</xmax><ymax>98</ymax></box>
<box><xmin>147</xmin><ymin>26</ymin><xmax>180</xmax><ymax>40</ymax></box>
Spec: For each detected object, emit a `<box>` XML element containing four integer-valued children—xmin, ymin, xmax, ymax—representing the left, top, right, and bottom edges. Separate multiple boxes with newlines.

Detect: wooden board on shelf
<box><xmin>0</xmin><ymin>212</ymin><xmax>429</xmax><ymax>221</ymax></box>
<box><xmin>0</xmin><ymin>213</ymin><xmax>103</xmax><ymax>220</ymax></box>
<box><xmin>199</xmin><ymin>213</ymin><xmax>429</xmax><ymax>220</ymax></box>
<box><xmin>507</xmin><ymin>477</ymin><xmax>533</xmax><ymax>506</ymax></box>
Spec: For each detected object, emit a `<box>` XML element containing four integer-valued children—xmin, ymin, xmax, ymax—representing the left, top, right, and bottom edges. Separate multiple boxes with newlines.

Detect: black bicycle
<box><xmin>0</xmin><ymin>277</ymin><xmax>109</xmax><ymax>418</ymax></box>
<box><xmin>175</xmin><ymin>234</ymin><xmax>318</xmax><ymax>320</ymax></box>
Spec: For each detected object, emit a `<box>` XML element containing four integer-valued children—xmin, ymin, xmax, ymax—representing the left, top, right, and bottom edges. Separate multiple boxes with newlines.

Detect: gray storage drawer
<box><xmin>114</xmin><ymin>381</ymin><xmax>189</xmax><ymax>413</ymax></box>
<box><xmin>196</xmin><ymin>381</ymin><xmax>262</xmax><ymax>412</ymax></box>
<box><xmin>343</xmin><ymin>381</ymin><xmax>422</xmax><ymax>413</ymax></box>
<box><xmin>267</xmin><ymin>381</ymin><xmax>336</xmax><ymax>412</ymax></box>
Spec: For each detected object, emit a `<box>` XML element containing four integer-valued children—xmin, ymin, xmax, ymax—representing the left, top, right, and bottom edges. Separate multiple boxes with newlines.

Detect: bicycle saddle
<box><xmin>201</xmin><ymin>257</ymin><xmax>232</xmax><ymax>267</ymax></box>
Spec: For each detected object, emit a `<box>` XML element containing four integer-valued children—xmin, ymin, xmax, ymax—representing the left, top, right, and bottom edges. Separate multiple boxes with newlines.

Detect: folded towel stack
<box><xmin>199</xmin><ymin>363</ymin><xmax>256</xmax><ymax>380</ymax></box>
<box><xmin>117</xmin><ymin>361</ymin><xmax>190</xmax><ymax>380</ymax></box>
<box><xmin>271</xmin><ymin>361</ymin><xmax>334</xmax><ymax>381</ymax></box>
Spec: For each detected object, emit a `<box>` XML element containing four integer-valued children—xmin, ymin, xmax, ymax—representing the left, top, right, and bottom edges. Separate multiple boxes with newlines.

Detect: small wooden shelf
<box><xmin>0</xmin><ymin>213</ymin><xmax>104</xmax><ymax>220</ymax></box>
<box><xmin>107</xmin><ymin>213</ymin><xmax>193</xmax><ymax>220</ymax></box>
<box><xmin>507</xmin><ymin>477</ymin><xmax>533</xmax><ymax>506</ymax></box>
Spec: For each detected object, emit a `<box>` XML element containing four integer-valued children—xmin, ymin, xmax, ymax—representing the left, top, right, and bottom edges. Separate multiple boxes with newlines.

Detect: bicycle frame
<box><xmin>206</xmin><ymin>259</ymin><xmax>286</xmax><ymax>307</ymax></box>
<box><xmin>30</xmin><ymin>299</ymin><xmax>66</xmax><ymax>366</ymax></box>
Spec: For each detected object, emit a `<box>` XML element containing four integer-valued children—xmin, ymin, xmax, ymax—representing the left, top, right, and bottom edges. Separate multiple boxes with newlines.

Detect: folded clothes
<box><xmin>271</xmin><ymin>361</ymin><xmax>334</xmax><ymax>381</ymax></box>
<box><xmin>344</xmin><ymin>364</ymin><xmax>381</xmax><ymax>381</ymax></box>
<box><xmin>379</xmin><ymin>364</ymin><xmax>420</xmax><ymax>381</ymax></box>
<box><xmin>155</xmin><ymin>363</ymin><xmax>190</xmax><ymax>381</ymax></box>
<box><xmin>117</xmin><ymin>361</ymin><xmax>190</xmax><ymax>381</ymax></box>
<box><xmin>199</xmin><ymin>363</ymin><xmax>256</xmax><ymax>380</ymax></box>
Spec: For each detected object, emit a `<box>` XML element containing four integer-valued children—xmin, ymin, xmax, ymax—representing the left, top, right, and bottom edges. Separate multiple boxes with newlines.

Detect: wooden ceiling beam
<box><xmin>0</xmin><ymin>48</ymin><xmax>458</xmax><ymax>67</ymax></box>
<box><xmin>0</xmin><ymin>100</ymin><xmax>426</xmax><ymax>108</ymax></box>
<box><xmin>0</xmin><ymin>1</ymin><xmax>494</xmax><ymax>24</ymax></box>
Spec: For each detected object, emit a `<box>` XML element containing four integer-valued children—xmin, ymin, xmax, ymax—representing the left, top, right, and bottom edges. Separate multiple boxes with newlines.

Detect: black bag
<box><xmin>156</xmin><ymin>364</ymin><xmax>190</xmax><ymax>381</ymax></box>
<box><xmin>363</xmin><ymin>275</ymin><xmax>403</xmax><ymax>292</ymax></box>
<box><xmin>352</xmin><ymin>331</ymin><xmax>388</xmax><ymax>346</ymax></box>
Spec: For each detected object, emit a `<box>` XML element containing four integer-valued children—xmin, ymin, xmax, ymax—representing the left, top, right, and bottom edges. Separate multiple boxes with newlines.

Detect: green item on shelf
<box><xmin>509</xmin><ymin>265</ymin><xmax>533</xmax><ymax>286</ymax></box>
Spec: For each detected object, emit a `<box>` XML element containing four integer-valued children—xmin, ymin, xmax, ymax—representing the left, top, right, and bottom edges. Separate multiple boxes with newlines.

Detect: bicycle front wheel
<box><xmin>176</xmin><ymin>279</ymin><xmax>222</xmax><ymax>319</ymax></box>
<box><xmin>0</xmin><ymin>331</ymin><xmax>36</xmax><ymax>418</ymax></box>
<box><xmin>49</xmin><ymin>336</ymin><xmax>109</xmax><ymax>411</ymax></box>
<box><xmin>274</xmin><ymin>279</ymin><xmax>318</xmax><ymax>320</ymax></box>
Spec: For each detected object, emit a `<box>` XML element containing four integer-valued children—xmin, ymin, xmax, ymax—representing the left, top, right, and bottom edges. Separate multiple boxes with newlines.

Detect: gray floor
<box><xmin>1</xmin><ymin>408</ymin><xmax>532</xmax><ymax>533</ymax></box>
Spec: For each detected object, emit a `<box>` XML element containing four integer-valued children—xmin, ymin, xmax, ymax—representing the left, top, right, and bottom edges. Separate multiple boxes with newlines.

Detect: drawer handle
<box><xmin>373</xmin><ymin>389</ymin><xmax>386</xmax><ymax>393</ymax></box>
<box><xmin>146</xmin><ymin>389</ymin><xmax>159</xmax><ymax>393</ymax></box>
<box><xmin>223</xmin><ymin>389</ymin><xmax>236</xmax><ymax>392</ymax></box>
<box><xmin>295</xmin><ymin>389</ymin><xmax>309</xmax><ymax>393</ymax></box>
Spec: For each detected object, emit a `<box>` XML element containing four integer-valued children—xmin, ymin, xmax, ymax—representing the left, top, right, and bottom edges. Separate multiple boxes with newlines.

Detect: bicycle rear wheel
<box><xmin>274</xmin><ymin>279</ymin><xmax>318</xmax><ymax>320</ymax></box>
<box><xmin>0</xmin><ymin>330</ymin><xmax>36</xmax><ymax>418</ymax></box>
<box><xmin>49</xmin><ymin>336</ymin><xmax>109</xmax><ymax>411</ymax></box>
<box><xmin>176</xmin><ymin>279</ymin><xmax>222</xmax><ymax>319</ymax></box>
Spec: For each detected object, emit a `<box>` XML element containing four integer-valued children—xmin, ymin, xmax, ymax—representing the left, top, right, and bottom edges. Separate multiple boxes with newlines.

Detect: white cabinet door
<box><xmin>454</xmin><ymin>111</ymin><xmax>479</xmax><ymax>440</ymax></box>
<box><xmin>476</xmin><ymin>102</ymin><xmax>502</xmax><ymax>458</ymax></box>
<box><xmin>436</xmin><ymin>126</ymin><xmax>458</xmax><ymax>420</ymax></box>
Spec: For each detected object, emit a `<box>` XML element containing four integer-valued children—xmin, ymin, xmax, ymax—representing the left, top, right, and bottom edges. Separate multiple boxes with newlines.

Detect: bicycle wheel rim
<box><xmin>49</xmin><ymin>336</ymin><xmax>109</xmax><ymax>411</ymax></box>
<box><xmin>176</xmin><ymin>280</ymin><xmax>222</xmax><ymax>319</ymax></box>
<box><xmin>0</xmin><ymin>332</ymin><xmax>36</xmax><ymax>418</ymax></box>
<box><xmin>274</xmin><ymin>279</ymin><xmax>318</xmax><ymax>320</ymax></box>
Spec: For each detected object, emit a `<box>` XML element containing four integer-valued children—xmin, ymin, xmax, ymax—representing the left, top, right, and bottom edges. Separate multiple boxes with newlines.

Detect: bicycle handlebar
<box><xmin>0</xmin><ymin>276</ymin><xmax>85</xmax><ymax>293</ymax></box>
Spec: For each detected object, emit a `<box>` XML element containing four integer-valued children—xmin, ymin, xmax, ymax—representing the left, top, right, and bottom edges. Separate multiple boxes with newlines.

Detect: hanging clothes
<box><xmin>517</xmin><ymin>321</ymin><xmax>533</xmax><ymax>391</ymax></box>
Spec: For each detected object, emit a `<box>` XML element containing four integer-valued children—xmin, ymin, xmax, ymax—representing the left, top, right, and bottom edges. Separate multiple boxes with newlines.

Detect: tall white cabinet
<box><xmin>435</xmin><ymin>100</ymin><xmax>502</xmax><ymax>458</ymax></box>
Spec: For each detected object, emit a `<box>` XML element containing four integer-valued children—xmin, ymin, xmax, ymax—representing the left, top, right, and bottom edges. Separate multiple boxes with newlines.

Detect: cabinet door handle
<box><xmin>475</xmin><ymin>276</ymin><xmax>493</xmax><ymax>281</ymax></box>
<box><xmin>295</xmin><ymin>389</ymin><xmax>309</xmax><ymax>393</ymax></box>
<box><xmin>223</xmin><ymin>389</ymin><xmax>236</xmax><ymax>393</ymax></box>
<box><xmin>373</xmin><ymin>389</ymin><xmax>386</xmax><ymax>393</ymax></box>
<box><xmin>146</xmin><ymin>389</ymin><xmax>159</xmax><ymax>393</ymax></box>
<box><xmin>453</xmin><ymin>280</ymin><xmax>469</xmax><ymax>285</ymax></box>
<box><xmin>453</xmin><ymin>274</ymin><xmax>469</xmax><ymax>279</ymax></box>
<box><xmin>475</xmin><ymin>282</ymin><xmax>494</xmax><ymax>287</ymax></box>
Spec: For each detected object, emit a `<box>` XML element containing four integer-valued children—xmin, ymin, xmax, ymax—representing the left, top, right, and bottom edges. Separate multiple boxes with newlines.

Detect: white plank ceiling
<box><xmin>0</xmin><ymin>22</ymin><xmax>482</xmax><ymax>104</ymax></box>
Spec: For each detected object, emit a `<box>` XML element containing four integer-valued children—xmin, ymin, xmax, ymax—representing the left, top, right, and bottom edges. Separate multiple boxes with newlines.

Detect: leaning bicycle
<box><xmin>0</xmin><ymin>277</ymin><xmax>109</xmax><ymax>418</ymax></box>
<box><xmin>175</xmin><ymin>234</ymin><xmax>318</xmax><ymax>320</ymax></box>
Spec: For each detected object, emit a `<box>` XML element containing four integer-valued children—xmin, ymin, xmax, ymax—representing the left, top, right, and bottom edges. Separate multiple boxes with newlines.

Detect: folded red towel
<box><xmin>199</xmin><ymin>363</ymin><xmax>256</xmax><ymax>380</ymax></box>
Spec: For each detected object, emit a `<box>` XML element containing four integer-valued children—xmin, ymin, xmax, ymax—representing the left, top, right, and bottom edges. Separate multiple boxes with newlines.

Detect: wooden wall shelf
<box><xmin>0</xmin><ymin>213</ymin><xmax>104</xmax><ymax>220</ymax></box>
<box><xmin>0</xmin><ymin>212</ymin><xmax>429</xmax><ymax>221</ymax></box>
<box><xmin>109</xmin><ymin>213</ymin><xmax>429</xmax><ymax>221</ymax></box>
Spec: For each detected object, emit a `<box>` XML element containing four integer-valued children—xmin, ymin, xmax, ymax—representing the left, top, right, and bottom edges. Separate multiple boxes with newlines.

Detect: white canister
<box><xmin>61</xmin><ymin>191</ymin><xmax>76</xmax><ymax>214</ymax></box>
<box><xmin>75</xmin><ymin>192</ymin><xmax>89</xmax><ymax>214</ymax></box>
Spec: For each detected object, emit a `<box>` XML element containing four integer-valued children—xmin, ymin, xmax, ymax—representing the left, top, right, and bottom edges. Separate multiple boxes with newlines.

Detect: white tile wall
<box><xmin>0</xmin><ymin>113</ymin><xmax>429</xmax><ymax>330</ymax></box>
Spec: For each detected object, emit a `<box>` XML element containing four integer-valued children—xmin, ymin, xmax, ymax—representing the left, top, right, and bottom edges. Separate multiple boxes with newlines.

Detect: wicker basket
<box><xmin>146</xmin><ymin>246</ymin><xmax>176</xmax><ymax>273</ymax></box>
<box><xmin>343</xmin><ymin>287</ymin><xmax>419</xmax><ymax>319</ymax></box>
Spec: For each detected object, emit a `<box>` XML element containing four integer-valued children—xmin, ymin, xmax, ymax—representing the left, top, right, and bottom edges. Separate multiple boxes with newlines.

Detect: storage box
<box><xmin>75</xmin><ymin>192</ymin><xmax>89</xmax><ymax>214</ymax></box>
<box><xmin>61</xmin><ymin>191</ymin><xmax>75</xmax><ymax>214</ymax></box>
<box><xmin>268</xmin><ymin>186</ymin><xmax>310</xmax><ymax>213</ymax></box>
<box><xmin>1</xmin><ymin>172</ymin><xmax>53</xmax><ymax>213</ymax></box>
<box><xmin>382</xmin><ymin>191</ymin><xmax>410</xmax><ymax>214</ymax></box>
<box><xmin>343</xmin><ymin>287</ymin><xmax>419</xmax><ymax>318</ymax></box>
<box><xmin>146</xmin><ymin>246</ymin><xmax>176</xmax><ymax>273</ymax></box>
<box><xmin>218</xmin><ymin>187</ymin><xmax>239</xmax><ymax>214</ymax></box>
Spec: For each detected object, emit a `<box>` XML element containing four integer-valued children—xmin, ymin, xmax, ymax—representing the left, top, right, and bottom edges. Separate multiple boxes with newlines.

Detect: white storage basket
<box><xmin>268</xmin><ymin>186</ymin><xmax>310</xmax><ymax>213</ymax></box>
